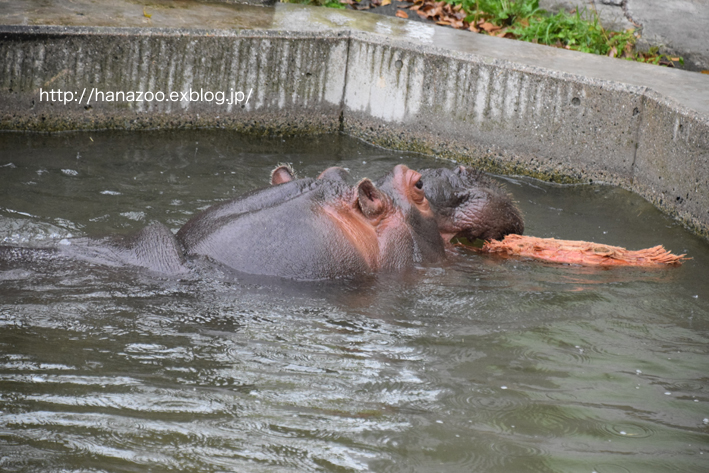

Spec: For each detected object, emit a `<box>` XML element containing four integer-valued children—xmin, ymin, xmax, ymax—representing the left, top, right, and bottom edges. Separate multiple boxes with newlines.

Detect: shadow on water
<box><xmin>1</xmin><ymin>130</ymin><xmax>708</xmax><ymax>472</ymax></box>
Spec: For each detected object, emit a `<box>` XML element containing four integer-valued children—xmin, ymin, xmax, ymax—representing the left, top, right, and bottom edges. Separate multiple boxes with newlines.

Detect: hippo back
<box><xmin>177</xmin><ymin>179</ymin><xmax>371</xmax><ymax>280</ymax></box>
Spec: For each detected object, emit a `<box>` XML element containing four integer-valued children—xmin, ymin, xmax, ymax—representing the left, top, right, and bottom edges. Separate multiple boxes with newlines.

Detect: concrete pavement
<box><xmin>360</xmin><ymin>0</ymin><xmax>709</xmax><ymax>71</ymax></box>
<box><xmin>540</xmin><ymin>0</ymin><xmax>709</xmax><ymax>72</ymax></box>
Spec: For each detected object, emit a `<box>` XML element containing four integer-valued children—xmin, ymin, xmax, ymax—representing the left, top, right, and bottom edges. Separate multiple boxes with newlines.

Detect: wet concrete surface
<box><xmin>0</xmin><ymin>0</ymin><xmax>274</xmax><ymax>30</ymax></box>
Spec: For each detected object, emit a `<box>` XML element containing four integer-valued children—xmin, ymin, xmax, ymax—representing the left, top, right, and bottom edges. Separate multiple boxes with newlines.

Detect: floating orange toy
<box><xmin>477</xmin><ymin>234</ymin><xmax>688</xmax><ymax>267</ymax></box>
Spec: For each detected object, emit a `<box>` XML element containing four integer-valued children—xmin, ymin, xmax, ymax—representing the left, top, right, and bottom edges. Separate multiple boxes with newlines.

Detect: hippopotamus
<box><xmin>0</xmin><ymin>163</ymin><xmax>523</xmax><ymax>280</ymax></box>
<box><xmin>176</xmin><ymin>164</ymin><xmax>445</xmax><ymax>279</ymax></box>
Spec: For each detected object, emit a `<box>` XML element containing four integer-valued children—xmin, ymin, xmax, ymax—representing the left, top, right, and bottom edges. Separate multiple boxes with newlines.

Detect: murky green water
<box><xmin>1</xmin><ymin>131</ymin><xmax>708</xmax><ymax>472</ymax></box>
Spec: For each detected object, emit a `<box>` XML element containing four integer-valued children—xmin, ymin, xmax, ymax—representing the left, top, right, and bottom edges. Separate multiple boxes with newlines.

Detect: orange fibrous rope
<box><xmin>478</xmin><ymin>234</ymin><xmax>688</xmax><ymax>266</ymax></box>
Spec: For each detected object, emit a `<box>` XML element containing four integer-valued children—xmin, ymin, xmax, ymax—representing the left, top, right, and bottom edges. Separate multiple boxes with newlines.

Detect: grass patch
<box><xmin>420</xmin><ymin>0</ymin><xmax>683</xmax><ymax>66</ymax></box>
<box><xmin>512</xmin><ymin>7</ymin><xmax>632</xmax><ymax>55</ymax></box>
<box><xmin>286</xmin><ymin>0</ymin><xmax>684</xmax><ymax>67</ymax></box>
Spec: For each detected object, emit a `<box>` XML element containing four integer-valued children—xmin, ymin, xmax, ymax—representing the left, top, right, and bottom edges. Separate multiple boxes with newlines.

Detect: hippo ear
<box><xmin>270</xmin><ymin>164</ymin><xmax>295</xmax><ymax>185</ymax></box>
<box><xmin>357</xmin><ymin>179</ymin><xmax>386</xmax><ymax>219</ymax></box>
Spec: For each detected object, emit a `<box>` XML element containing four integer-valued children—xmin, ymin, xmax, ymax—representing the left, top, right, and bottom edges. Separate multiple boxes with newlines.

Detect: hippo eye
<box><xmin>414</xmin><ymin>179</ymin><xmax>423</xmax><ymax>190</ymax></box>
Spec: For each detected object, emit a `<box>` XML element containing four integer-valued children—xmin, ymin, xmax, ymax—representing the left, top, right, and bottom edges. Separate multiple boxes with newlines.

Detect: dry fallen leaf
<box><xmin>381</xmin><ymin>0</ymin><xmax>391</xmax><ymax>5</ymax></box>
<box><xmin>396</xmin><ymin>10</ymin><xmax>409</xmax><ymax>18</ymax></box>
<box><xmin>479</xmin><ymin>22</ymin><xmax>501</xmax><ymax>33</ymax></box>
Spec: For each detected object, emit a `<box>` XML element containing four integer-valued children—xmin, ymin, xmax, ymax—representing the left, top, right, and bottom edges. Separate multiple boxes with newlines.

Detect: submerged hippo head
<box><xmin>419</xmin><ymin>166</ymin><xmax>524</xmax><ymax>242</ymax></box>
<box><xmin>270</xmin><ymin>162</ymin><xmax>523</xmax><ymax>245</ymax></box>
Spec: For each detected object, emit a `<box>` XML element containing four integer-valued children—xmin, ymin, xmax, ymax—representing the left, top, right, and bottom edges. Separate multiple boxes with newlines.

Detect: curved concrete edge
<box><xmin>0</xmin><ymin>4</ymin><xmax>708</xmax><ymax>240</ymax></box>
<box><xmin>340</xmin><ymin>30</ymin><xmax>709</xmax><ymax>239</ymax></box>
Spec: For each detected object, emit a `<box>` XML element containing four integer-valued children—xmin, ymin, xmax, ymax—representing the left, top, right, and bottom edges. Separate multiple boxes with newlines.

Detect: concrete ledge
<box><xmin>339</xmin><ymin>31</ymin><xmax>709</xmax><ymax>238</ymax></box>
<box><xmin>0</xmin><ymin>25</ymin><xmax>348</xmax><ymax>134</ymax></box>
<box><xmin>1</xmin><ymin>2</ymin><xmax>708</xmax><ymax>239</ymax></box>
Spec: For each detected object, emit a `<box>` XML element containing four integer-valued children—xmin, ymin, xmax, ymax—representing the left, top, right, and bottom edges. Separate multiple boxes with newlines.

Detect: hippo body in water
<box><xmin>0</xmin><ymin>164</ymin><xmax>523</xmax><ymax>280</ymax></box>
<box><xmin>0</xmin><ymin>221</ymin><xmax>189</xmax><ymax>275</ymax></box>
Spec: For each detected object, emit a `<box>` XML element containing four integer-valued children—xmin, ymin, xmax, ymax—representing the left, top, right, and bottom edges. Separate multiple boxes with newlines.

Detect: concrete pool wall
<box><xmin>1</xmin><ymin>1</ymin><xmax>708</xmax><ymax>239</ymax></box>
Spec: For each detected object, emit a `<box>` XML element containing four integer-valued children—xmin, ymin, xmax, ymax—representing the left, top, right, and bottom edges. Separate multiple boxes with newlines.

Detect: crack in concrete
<box><xmin>620</xmin><ymin>0</ymin><xmax>643</xmax><ymax>28</ymax></box>
<box><xmin>591</xmin><ymin>0</ymin><xmax>642</xmax><ymax>28</ymax></box>
<box><xmin>339</xmin><ymin>36</ymin><xmax>352</xmax><ymax>133</ymax></box>
<box><xmin>629</xmin><ymin>86</ymin><xmax>647</xmax><ymax>185</ymax></box>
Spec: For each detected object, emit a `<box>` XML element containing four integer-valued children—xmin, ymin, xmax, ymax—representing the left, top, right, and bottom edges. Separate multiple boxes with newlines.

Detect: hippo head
<box><xmin>419</xmin><ymin>166</ymin><xmax>524</xmax><ymax>242</ymax></box>
<box><xmin>374</xmin><ymin>164</ymin><xmax>446</xmax><ymax>267</ymax></box>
